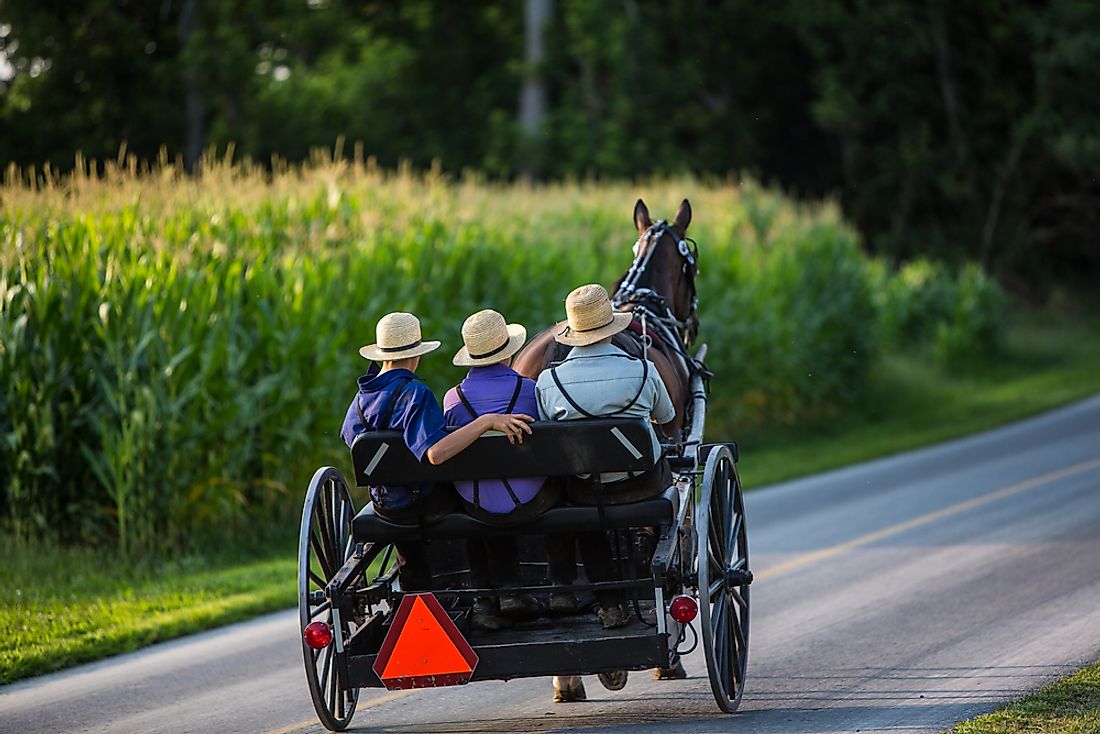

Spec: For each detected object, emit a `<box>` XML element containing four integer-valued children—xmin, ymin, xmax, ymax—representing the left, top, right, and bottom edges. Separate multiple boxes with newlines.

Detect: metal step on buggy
<box><xmin>296</xmin><ymin>349</ymin><xmax>751</xmax><ymax>731</ymax></box>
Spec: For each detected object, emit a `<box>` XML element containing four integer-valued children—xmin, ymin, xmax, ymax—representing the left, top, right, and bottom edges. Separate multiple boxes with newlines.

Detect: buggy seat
<box><xmin>350</xmin><ymin>418</ymin><xmax>679</xmax><ymax>543</ymax></box>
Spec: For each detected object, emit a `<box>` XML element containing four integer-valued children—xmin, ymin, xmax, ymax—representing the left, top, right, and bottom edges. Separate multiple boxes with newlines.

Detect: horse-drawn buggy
<box><xmin>296</xmin><ymin>200</ymin><xmax>752</xmax><ymax>731</ymax></box>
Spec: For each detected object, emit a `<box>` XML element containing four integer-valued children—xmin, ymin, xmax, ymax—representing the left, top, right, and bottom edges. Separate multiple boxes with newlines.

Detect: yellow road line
<box><xmin>755</xmin><ymin>455</ymin><xmax>1100</xmax><ymax>583</ymax></box>
<box><xmin>264</xmin><ymin>689</ymin><xmax>418</xmax><ymax>734</ymax></box>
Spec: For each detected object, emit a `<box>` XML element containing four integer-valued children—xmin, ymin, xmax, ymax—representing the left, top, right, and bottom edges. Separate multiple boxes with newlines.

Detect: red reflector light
<box><xmin>669</xmin><ymin>594</ymin><xmax>698</xmax><ymax>623</ymax></box>
<box><xmin>304</xmin><ymin>621</ymin><xmax>333</xmax><ymax>649</ymax></box>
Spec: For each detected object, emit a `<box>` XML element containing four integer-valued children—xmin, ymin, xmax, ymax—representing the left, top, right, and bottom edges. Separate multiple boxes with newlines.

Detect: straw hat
<box><xmin>452</xmin><ymin>309</ymin><xmax>527</xmax><ymax>367</ymax></box>
<box><xmin>358</xmin><ymin>312</ymin><xmax>441</xmax><ymax>361</ymax></box>
<box><xmin>554</xmin><ymin>284</ymin><xmax>632</xmax><ymax>346</ymax></box>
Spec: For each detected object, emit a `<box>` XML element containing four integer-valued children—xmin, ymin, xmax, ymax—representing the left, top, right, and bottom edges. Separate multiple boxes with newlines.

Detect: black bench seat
<box><xmin>349</xmin><ymin>417</ymin><xmax>676</xmax><ymax>544</ymax></box>
<box><xmin>350</xmin><ymin>418</ymin><xmax>658</xmax><ymax>486</ymax></box>
<box><xmin>352</xmin><ymin>418</ymin><xmax>677</xmax><ymax>545</ymax></box>
<box><xmin>352</xmin><ymin>485</ymin><xmax>679</xmax><ymax>543</ymax></box>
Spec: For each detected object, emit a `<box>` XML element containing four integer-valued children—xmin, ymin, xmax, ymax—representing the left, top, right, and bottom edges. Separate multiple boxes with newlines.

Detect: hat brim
<box><xmin>553</xmin><ymin>312</ymin><xmax>633</xmax><ymax>347</ymax></box>
<box><xmin>452</xmin><ymin>324</ymin><xmax>527</xmax><ymax>367</ymax></box>
<box><xmin>359</xmin><ymin>340</ymin><xmax>441</xmax><ymax>361</ymax></box>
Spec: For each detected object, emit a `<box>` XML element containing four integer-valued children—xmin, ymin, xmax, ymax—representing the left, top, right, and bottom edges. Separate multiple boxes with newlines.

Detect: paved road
<box><xmin>4</xmin><ymin>396</ymin><xmax>1100</xmax><ymax>734</ymax></box>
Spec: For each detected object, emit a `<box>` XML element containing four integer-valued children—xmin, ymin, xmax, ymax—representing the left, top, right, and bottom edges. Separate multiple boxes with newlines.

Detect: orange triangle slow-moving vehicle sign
<box><xmin>372</xmin><ymin>592</ymin><xmax>479</xmax><ymax>690</ymax></box>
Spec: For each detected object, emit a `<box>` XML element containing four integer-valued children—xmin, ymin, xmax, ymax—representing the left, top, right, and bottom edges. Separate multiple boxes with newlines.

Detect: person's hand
<box><xmin>482</xmin><ymin>413</ymin><xmax>535</xmax><ymax>444</ymax></box>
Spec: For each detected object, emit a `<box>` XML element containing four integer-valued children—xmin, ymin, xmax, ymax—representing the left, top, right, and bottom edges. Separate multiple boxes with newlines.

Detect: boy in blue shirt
<box><xmin>342</xmin><ymin>312</ymin><xmax>533</xmax><ymax>591</ymax></box>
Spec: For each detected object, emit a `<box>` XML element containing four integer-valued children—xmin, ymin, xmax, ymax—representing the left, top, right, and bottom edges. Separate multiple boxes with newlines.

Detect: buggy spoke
<box><xmin>728</xmin><ymin>615</ymin><xmax>743</xmax><ymax>686</ymax></box>
<box><xmin>729</xmin><ymin>587</ymin><xmax>748</xmax><ymax>610</ymax></box>
<box><xmin>327</xmin><ymin>656</ymin><xmax>338</xmax><ymax>717</ymax></box>
<box><xmin>310</xmin><ymin>524</ymin><xmax>332</xmax><ymax>577</ymax></box>
<box><xmin>317</xmin><ymin>503</ymin><xmax>339</xmax><ymax>576</ymax></box>
<box><xmin>319</xmin><ymin>645</ymin><xmax>332</xmax><ymax>694</ymax></box>
<box><xmin>727</xmin><ymin>514</ymin><xmax>742</xmax><ymax>559</ymax></box>
<box><xmin>731</xmin><ymin>605</ymin><xmax>747</xmax><ymax>655</ymax></box>
<box><xmin>309</xmin><ymin>569</ymin><xmax>327</xmax><ymax>590</ymax></box>
<box><xmin>310</xmin><ymin>599</ymin><xmax>331</xmax><ymax>618</ymax></box>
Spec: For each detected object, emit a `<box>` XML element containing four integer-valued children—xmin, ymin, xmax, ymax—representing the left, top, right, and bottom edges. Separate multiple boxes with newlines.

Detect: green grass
<box><xmin>734</xmin><ymin>309</ymin><xmax>1100</xmax><ymax>488</ymax></box>
<box><xmin>949</xmin><ymin>659</ymin><xmax>1100</xmax><ymax>734</ymax></box>
<box><xmin>0</xmin><ymin>536</ymin><xmax>296</xmax><ymax>684</ymax></box>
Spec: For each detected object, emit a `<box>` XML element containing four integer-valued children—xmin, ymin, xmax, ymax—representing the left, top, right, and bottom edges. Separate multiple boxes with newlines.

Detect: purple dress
<box><xmin>443</xmin><ymin>363</ymin><xmax>546</xmax><ymax>515</ymax></box>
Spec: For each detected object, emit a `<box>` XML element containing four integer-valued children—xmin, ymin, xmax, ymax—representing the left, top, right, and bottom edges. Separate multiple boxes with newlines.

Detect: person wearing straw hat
<box><xmin>341</xmin><ymin>312</ymin><xmax>534</xmax><ymax>591</ymax></box>
<box><xmin>535</xmin><ymin>284</ymin><xmax>676</xmax><ymax>630</ymax></box>
<box><xmin>442</xmin><ymin>309</ymin><xmax>562</xmax><ymax>630</ymax></box>
<box><xmin>536</xmin><ymin>283</ymin><xmax>675</xmax><ymax>499</ymax></box>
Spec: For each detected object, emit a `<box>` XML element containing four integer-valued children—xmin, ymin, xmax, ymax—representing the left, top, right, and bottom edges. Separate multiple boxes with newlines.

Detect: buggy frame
<box><xmin>297</xmin><ymin>345</ymin><xmax>751</xmax><ymax>731</ymax></box>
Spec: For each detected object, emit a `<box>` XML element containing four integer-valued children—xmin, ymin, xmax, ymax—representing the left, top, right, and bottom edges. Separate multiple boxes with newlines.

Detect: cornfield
<box><xmin>0</xmin><ymin>155</ymin><xmax>1004</xmax><ymax>552</ymax></box>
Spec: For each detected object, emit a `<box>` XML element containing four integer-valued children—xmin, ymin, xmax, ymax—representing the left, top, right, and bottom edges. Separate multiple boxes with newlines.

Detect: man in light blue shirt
<box><xmin>536</xmin><ymin>284</ymin><xmax>675</xmax><ymax>502</ymax></box>
<box><xmin>535</xmin><ymin>284</ymin><xmax>677</xmax><ymax>630</ymax></box>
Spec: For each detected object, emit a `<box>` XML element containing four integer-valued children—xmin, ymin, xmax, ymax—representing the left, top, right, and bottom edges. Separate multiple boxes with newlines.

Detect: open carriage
<box><xmin>297</xmin><ymin>344</ymin><xmax>752</xmax><ymax>731</ymax></box>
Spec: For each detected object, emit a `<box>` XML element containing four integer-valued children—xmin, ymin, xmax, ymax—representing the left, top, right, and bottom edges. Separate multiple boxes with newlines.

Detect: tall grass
<box><xmin>0</xmin><ymin>157</ymin><xmax>1003</xmax><ymax>553</ymax></box>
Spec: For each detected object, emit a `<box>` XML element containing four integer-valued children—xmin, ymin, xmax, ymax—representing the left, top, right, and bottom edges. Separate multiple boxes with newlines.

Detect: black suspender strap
<box><xmin>355</xmin><ymin>394</ymin><xmax>369</xmax><ymax>427</ymax></box>
<box><xmin>457</xmin><ymin>375</ymin><xmax>528</xmax><ymax>511</ymax></box>
<box><xmin>501</xmin><ymin>478</ymin><xmax>522</xmax><ymax>508</ymax></box>
<box><xmin>505</xmin><ymin>376</ymin><xmax>523</xmax><ymax>414</ymax></box>
<box><xmin>549</xmin><ymin>366</ymin><xmax>600</xmax><ymax>418</ymax></box>
<box><xmin>378</xmin><ymin>379</ymin><xmax>413</xmax><ymax>430</ymax></box>
<box><xmin>455</xmin><ymin>383</ymin><xmax>479</xmax><ymax>421</ymax></box>
<box><xmin>355</xmin><ymin>377</ymin><xmax>415</xmax><ymax>433</ymax></box>
<box><xmin>549</xmin><ymin>357</ymin><xmax>649</xmax><ymax>418</ymax></box>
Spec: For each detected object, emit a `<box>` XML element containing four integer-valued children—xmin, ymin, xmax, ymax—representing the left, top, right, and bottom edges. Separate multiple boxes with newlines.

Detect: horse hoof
<box><xmin>552</xmin><ymin>676</ymin><xmax>587</xmax><ymax>703</ymax></box>
<box><xmin>654</xmin><ymin>659</ymin><xmax>688</xmax><ymax>680</ymax></box>
<box><xmin>598</xmin><ymin>670</ymin><xmax>628</xmax><ymax>691</ymax></box>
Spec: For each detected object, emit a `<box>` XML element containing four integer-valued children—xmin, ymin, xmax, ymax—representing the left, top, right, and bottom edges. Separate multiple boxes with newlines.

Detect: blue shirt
<box><xmin>340</xmin><ymin>368</ymin><xmax>449</xmax><ymax>510</ymax></box>
<box><xmin>442</xmin><ymin>364</ymin><xmax>545</xmax><ymax>514</ymax></box>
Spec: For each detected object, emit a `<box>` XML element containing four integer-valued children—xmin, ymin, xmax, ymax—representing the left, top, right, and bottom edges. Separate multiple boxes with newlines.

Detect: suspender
<box><xmin>549</xmin><ymin>356</ymin><xmax>650</xmax><ymax>482</ymax></box>
<box><xmin>548</xmin><ymin>355</ymin><xmax>649</xmax><ymax>419</ymax></box>
<box><xmin>455</xmin><ymin>376</ymin><xmax>523</xmax><ymax>419</ymax></box>
<box><xmin>355</xmin><ymin>377</ymin><xmax>414</xmax><ymax>432</ymax></box>
<box><xmin>454</xmin><ymin>376</ymin><xmax>525</xmax><ymax>511</ymax></box>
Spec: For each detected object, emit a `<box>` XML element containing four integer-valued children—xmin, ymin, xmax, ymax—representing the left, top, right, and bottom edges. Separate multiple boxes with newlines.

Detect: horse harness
<box><xmin>612</xmin><ymin>220</ymin><xmax>706</xmax><ymax>383</ymax></box>
<box><xmin>613</xmin><ymin>220</ymin><xmax>699</xmax><ymax>339</ymax></box>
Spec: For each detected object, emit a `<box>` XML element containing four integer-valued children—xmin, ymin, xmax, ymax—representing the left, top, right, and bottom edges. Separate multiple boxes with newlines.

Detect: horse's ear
<box><xmin>634</xmin><ymin>199</ymin><xmax>652</xmax><ymax>233</ymax></box>
<box><xmin>673</xmin><ymin>199</ymin><xmax>692</xmax><ymax>233</ymax></box>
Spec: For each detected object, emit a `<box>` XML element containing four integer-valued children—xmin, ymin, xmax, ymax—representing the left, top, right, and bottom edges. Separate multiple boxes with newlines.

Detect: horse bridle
<box><xmin>611</xmin><ymin>220</ymin><xmax>700</xmax><ymax>346</ymax></box>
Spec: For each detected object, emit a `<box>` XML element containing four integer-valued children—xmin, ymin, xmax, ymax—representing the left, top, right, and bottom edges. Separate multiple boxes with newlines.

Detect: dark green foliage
<box><xmin>2</xmin><ymin>2</ymin><xmax>1096</xmax><ymax>286</ymax></box>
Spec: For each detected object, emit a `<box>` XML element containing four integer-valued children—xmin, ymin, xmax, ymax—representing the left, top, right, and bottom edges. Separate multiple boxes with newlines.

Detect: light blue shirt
<box><xmin>535</xmin><ymin>342</ymin><xmax>675</xmax><ymax>482</ymax></box>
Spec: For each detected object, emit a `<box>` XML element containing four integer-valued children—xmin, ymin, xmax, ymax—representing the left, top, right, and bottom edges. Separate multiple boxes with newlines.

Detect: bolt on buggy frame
<box><xmin>297</xmin><ymin>345</ymin><xmax>751</xmax><ymax>731</ymax></box>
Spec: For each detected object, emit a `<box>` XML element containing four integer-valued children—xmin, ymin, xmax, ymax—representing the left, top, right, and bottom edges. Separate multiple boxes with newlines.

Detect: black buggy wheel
<box><xmin>298</xmin><ymin>467</ymin><xmax>359</xmax><ymax>731</ymax></box>
<box><xmin>696</xmin><ymin>445</ymin><xmax>751</xmax><ymax>713</ymax></box>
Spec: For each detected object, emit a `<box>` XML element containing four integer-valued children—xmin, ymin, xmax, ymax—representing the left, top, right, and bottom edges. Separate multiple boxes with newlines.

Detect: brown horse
<box><xmin>512</xmin><ymin>198</ymin><xmax>701</xmax><ymax>442</ymax></box>
<box><xmin>512</xmin><ymin>198</ymin><xmax>703</xmax><ymax>702</ymax></box>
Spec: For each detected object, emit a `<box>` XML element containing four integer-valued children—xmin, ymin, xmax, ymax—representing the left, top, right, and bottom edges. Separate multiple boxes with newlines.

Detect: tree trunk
<box><xmin>179</xmin><ymin>0</ymin><xmax>205</xmax><ymax>172</ymax></box>
<box><xmin>518</xmin><ymin>0</ymin><xmax>552</xmax><ymax>177</ymax></box>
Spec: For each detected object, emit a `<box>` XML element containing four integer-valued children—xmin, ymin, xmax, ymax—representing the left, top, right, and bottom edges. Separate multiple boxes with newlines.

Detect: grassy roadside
<box><xmin>0</xmin><ymin>536</ymin><xmax>296</xmax><ymax>684</ymax></box>
<box><xmin>4</xmin><ymin>309</ymin><xmax>1099</xmax><ymax>686</ymax></box>
<box><xmin>948</xmin><ymin>659</ymin><xmax>1100</xmax><ymax>734</ymax></box>
<box><xmin>735</xmin><ymin>309</ymin><xmax>1100</xmax><ymax>488</ymax></box>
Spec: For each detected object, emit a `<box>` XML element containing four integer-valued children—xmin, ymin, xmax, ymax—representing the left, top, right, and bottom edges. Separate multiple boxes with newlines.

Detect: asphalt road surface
<box><xmin>4</xmin><ymin>395</ymin><xmax>1100</xmax><ymax>734</ymax></box>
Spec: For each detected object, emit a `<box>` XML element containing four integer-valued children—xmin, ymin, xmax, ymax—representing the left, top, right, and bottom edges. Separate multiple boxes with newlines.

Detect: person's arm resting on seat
<box><xmin>425</xmin><ymin>413</ymin><xmax>534</xmax><ymax>464</ymax></box>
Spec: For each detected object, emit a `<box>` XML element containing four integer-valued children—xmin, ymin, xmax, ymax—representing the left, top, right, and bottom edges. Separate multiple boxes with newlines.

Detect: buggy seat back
<box><xmin>350</xmin><ymin>418</ymin><xmax>656</xmax><ymax>486</ymax></box>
